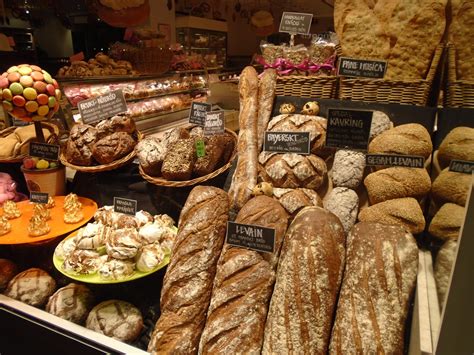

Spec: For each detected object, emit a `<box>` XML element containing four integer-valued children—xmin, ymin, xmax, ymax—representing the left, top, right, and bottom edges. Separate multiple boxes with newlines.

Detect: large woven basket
<box><xmin>139</xmin><ymin>129</ymin><xmax>238</xmax><ymax>187</ymax></box>
<box><xmin>445</xmin><ymin>44</ymin><xmax>474</xmax><ymax>108</ymax></box>
<box><xmin>0</xmin><ymin>122</ymin><xmax>60</xmax><ymax>163</ymax></box>
<box><xmin>275</xmin><ymin>75</ymin><xmax>338</xmax><ymax>99</ymax></box>
<box><xmin>338</xmin><ymin>45</ymin><xmax>444</xmax><ymax>105</ymax></box>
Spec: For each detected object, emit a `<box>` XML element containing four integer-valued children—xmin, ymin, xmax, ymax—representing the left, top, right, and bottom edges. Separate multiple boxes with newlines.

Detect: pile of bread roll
<box><xmin>0</xmin><ymin>125</ymin><xmax>53</xmax><ymax>159</ymax></box>
<box><xmin>57</xmin><ymin>52</ymin><xmax>137</xmax><ymax>77</ymax></box>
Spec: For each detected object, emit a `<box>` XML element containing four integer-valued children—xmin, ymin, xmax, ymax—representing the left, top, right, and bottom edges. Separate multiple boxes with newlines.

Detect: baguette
<box><xmin>257</xmin><ymin>69</ymin><xmax>277</xmax><ymax>151</ymax></box>
<box><xmin>148</xmin><ymin>186</ymin><xmax>229</xmax><ymax>354</ymax></box>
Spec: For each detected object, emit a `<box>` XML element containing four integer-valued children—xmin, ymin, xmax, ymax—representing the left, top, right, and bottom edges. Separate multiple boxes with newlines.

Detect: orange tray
<box><xmin>0</xmin><ymin>196</ymin><xmax>97</xmax><ymax>245</ymax></box>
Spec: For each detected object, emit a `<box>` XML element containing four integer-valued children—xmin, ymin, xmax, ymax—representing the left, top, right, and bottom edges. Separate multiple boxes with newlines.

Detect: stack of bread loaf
<box><xmin>335</xmin><ymin>0</ymin><xmax>447</xmax><ymax>80</ymax></box>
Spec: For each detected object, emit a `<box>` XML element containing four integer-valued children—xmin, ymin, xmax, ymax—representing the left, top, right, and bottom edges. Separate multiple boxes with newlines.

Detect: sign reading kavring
<box><xmin>279</xmin><ymin>12</ymin><xmax>313</xmax><ymax>35</ymax></box>
<box><xmin>113</xmin><ymin>197</ymin><xmax>137</xmax><ymax>216</ymax></box>
<box><xmin>338</xmin><ymin>57</ymin><xmax>388</xmax><ymax>79</ymax></box>
<box><xmin>263</xmin><ymin>131</ymin><xmax>311</xmax><ymax>154</ymax></box>
<box><xmin>78</xmin><ymin>89</ymin><xmax>127</xmax><ymax>124</ymax></box>
<box><xmin>326</xmin><ymin>109</ymin><xmax>373</xmax><ymax>151</ymax></box>
<box><xmin>226</xmin><ymin>221</ymin><xmax>275</xmax><ymax>254</ymax></box>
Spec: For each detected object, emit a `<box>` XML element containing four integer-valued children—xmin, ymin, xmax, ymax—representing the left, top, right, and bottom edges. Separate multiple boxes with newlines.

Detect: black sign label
<box><xmin>263</xmin><ymin>131</ymin><xmax>311</xmax><ymax>154</ymax></box>
<box><xmin>279</xmin><ymin>12</ymin><xmax>313</xmax><ymax>35</ymax></box>
<box><xmin>366</xmin><ymin>154</ymin><xmax>425</xmax><ymax>168</ymax></box>
<box><xmin>338</xmin><ymin>57</ymin><xmax>388</xmax><ymax>79</ymax></box>
<box><xmin>326</xmin><ymin>109</ymin><xmax>373</xmax><ymax>150</ymax></box>
<box><xmin>77</xmin><ymin>89</ymin><xmax>127</xmax><ymax>124</ymax></box>
<box><xmin>226</xmin><ymin>221</ymin><xmax>275</xmax><ymax>253</ymax></box>
<box><xmin>30</xmin><ymin>192</ymin><xmax>49</xmax><ymax>204</ymax></box>
<box><xmin>113</xmin><ymin>197</ymin><xmax>137</xmax><ymax>215</ymax></box>
<box><xmin>29</xmin><ymin>142</ymin><xmax>60</xmax><ymax>161</ymax></box>
<box><xmin>449</xmin><ymin>160</ymin><xmax>474</xmax><ymax>174</ymax></box>
<box><xmin>189</xmin><ymin>102</ymin><xmax>212</xmax><ymax>126</ymax></box>
<box><xmin>204</xmin><ymin>111</ymin><xmax>225</xmax><ymax>136</ymax></box>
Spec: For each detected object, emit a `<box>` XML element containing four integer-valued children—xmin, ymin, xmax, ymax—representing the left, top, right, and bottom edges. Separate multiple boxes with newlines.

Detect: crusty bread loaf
<box><xmin>369</xmin><ymin>123</ymin><xmax>433</xmax><ymax>159</ymax></box>
<box><xmin>262</xmin><ymin>207</ymin><xmax>345</xmax><ymax>354</ymax></box>
<box><xmin>438</xmin><ymin>127</ymin><xmax>474</xmax><ymax>169</ymax></box>
<box><xmin>4</xmin><ymin>268</ymin><xmax>56</xmax><ymax>307</ymax></box>
<box><xmin>199</xmin><ymin>196</ymin><xmax>289</xmax><ymax>354</ymax></box>
<box><xmin>364</xmin><ymin>167</ymin><xmax>431</xmax><ymax>204</ymax></box>
<box><xmin>358</xmin><ymin>197</ymin><xmax>426</xmax><ymax>234</ymax></box>
<box><xmin>257</xmin><ymin>69</ymin><xmax>277</xmax><ymax>151</ymax></box>
<box><xmin>323</xmin><ymin>187</ymin><xmax>359</xmax><ymax>235</ymax></box>
<box><xmin>329</xmin><ymin>222</ymin><xmax>418</xmax><ymax>354</ymax></box>
<box><xmin>331</xmin><ymin>149</ymin><xmax>366</xmax><ymax>189</ymax></box>
<box><xmin>428</xmin><ymin>203</ymin><xmax>465</xmax><ymax>240</ymax></box>
<box><xmin>148</xmin><ymin>186</ymin><xmax>229</xmax><ymax>354</ymax></box>
<box><xmin>46</xmin><ymin>283</ymin><xmax>94</xmax><ymax>324</ymax></box>
<box><xmin>434</xmin><ymin>239</ymin><xmax>457</xmax><ymax>308</ymax></box>
<box><xmin>431</xmin><ymin>168</ymin><xmax>471</xmax><ymax>206</ymax></box>
<box><xmin>272</xmin><ymin>187</ymin><xmax>323</xmax><ymax>217</ymax></box>
<box><xmin>228</xmin><ymin>66</ymin><xmax>259</xmax><ymax>211</ymax></box>
<box><xmin>450</xmin><ymin>1</ymin><xmax>474</xmax><ymax>80</ymax></box>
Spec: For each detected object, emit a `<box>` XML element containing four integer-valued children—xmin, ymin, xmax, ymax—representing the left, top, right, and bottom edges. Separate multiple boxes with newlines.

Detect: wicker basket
<box><xmin>445</xmin><ymin>44</ymin><xmax>474</xmax><ymax>108</ymax></box>
<box><xmin>0</xmin><ymin>122</ymin><xmax>60</xmax><ymax>163</ymax></box>
<box><xmin>122</xmin><ymin>46</ymin><xmax>173</xmax><ymax>75</ymax></box>
<box><xmin>139</xmin><ymin>129</ymin><xmax>238</xmax><ymax>187</ymax></box>
<box><xmin>59</xmin><ymin>131</ymin><xmax>144</xmax><ymax>173</ymax></box>
<box><xmin>275</xmin><ymin>75</ymin><xmax>338</xmax><ymax>99</ymax></box>
<box><xmin>338</xmin><ymin>45</ymin><xmax>444</xmax><ymax>105</ymax></box>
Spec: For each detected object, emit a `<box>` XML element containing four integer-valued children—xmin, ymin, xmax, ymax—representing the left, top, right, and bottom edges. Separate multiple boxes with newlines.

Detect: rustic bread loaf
<box><xmin>199</xmin><ymin>196</ymin><xmax>289</xmax><ymax>354</ymax></box>
<box><xmin>438</xmin><ymin>127</ymin><xmax>474</xmax><ymax>169</ymax></box>
<box><xmin>272</xmin><ymin>187</ymin><xmax>323</xmax><ymax>217</ymax></box>
<box><xmin>368</xmin><ymin>123</ymin><xmax>433</xmax><ymax>159</ymax></box>
<box><xmin>358</xmin><ymin>197</ymin><xmax>426</xmax><ymax>234</ymax></box>
<box><xmin>323</xmin><ymin>187</ymin><xmax>359</xmax><ymax>235</ymax></box>
<box><xmin>331</xmin><ymin>149</ymin><xmax>366</xmax><ymax>189</ymax></box>
<box><xmin>161</xmin><ymin>138</ymin><xmax>196</xmax><ymax>181</ymax></box>
<box><xmin>193</xmin><ymin>135</ymin><xmax>227</xmax><ymax>177</ymax></box>
<box><xmin>431</xmin><ymin>168</ymin><xmax>471</xmax><ymax>206</ymax></box>
<box><xmin>364</xmin><ymin>167</ymin><xmax>431</xmax><ymax>204</ymax></box>
<box><xmin>95</xmin><ymin>115</ymin><xmax>136</xmax><ymax>140</ymax></box>
<box><xmin>46</xmin><ymin>283</ymin><xmax>94</xmax><ymax>324</ymax></box>
<box><xmin>259</xmin><ymin>152</ymin><xmax>327</xmax><ymax>190</ymax></box>
<box><xmin>434</xmin><ymin>239</ymin><xmax>457</xmax><ymax>307</ymax></box>
<box><xmin>66</xmin><ymin>124</ymin><xmax>97</xmax><ymax>166</ymax></box>
<box><xmin>136</xmin><ymin>137</ymin><xmax>166</xmax><ymax>176</ymax></box>
<box><xmin>450</xmin><ymin>1</ymin><xmax>474</xmax><ymax>80</ymax></box>
<box><xmin>91</xmin><ymin>131</ymin><xmax>135</xmax><ymax>165</ymax></box>
<box><xmin>4</xmin><ymin>268</ymin><xmax>56</xmax><ymax>307</ymax></box>
<box><xmin>429</xmin><ymin>203</ymin><xmax>465</xmax><ymax>240</ymax></box>
<box><xmin>228</xmin><ymin>66</ymin><xmax>259</xmax><ymax>211</ymax></box>
<box><xmin>148</xmin><ymin>187</ymin><xmax>229</xmax><ymax>354</ymax></box>
<box><xmin>0</xmin><ymin>258</ymin><xmax>18</xmax><ymax>291</ymax></box>
<box><xmin>262</xmin><ymin>207</ymin><xmax>345</xmax><ymax>354</ymax></box>
<box><xmin>257</xmin><ymin>69</ymin><xmax>277</xmax><ymax>151</ymax></box>
<box><xmin>329</xmin><ymin>222</ymin><xmax>418</xmax><ymax>354</ymax></box>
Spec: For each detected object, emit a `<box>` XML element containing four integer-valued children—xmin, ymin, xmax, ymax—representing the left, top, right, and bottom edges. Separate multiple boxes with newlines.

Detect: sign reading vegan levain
<box><xmin>264</xmin><ymin>131</ymin><xmax>311</xmax><ymax>154</ymax></box>
<box><xmin>226</xmin><ymin>221</ymin><xmax>275</xmax><ymax>254</ymax></box>
<box><xmin>449</xmin><ymin>160</ymin><xmax>474</xmax><ymax>174</ymax></box>
<box><xmin>204</xmin><ymin>111</ymin><xmax>225</xmax><ymax>136</ymax></box>
<box><xmin>279</xmin><ymin>12</ymin><xmax>313</xmax><ymax>35</ymax></box>
<box><xmin>366</xmin><ymin>154</ymin><xmax>425</xmax><ymax>168</ymax></box>
<box><xmin>326</xmin><ymin>109</ymin><xmax>373</xmax><ymax>150</ymax></box>
<box><xmin>113</xmin><ymin>197</ymin><xmax>137</xmax><ymax>215</ymax></box>
<box><xmin>189</xmin><ymin>102</ymin><xmax>212</xmax><ymax>126</ymax></box>
<box><xmin>29</xmin><ymin>142</ymin><xmax>60</xmax><ymax>161</ymax></box>
<box><xmin>78</xmin><ymin>89</ymin><xmax>127</xmax><ymax>124</ymax></box>
<box><xmin>338</xmin><ymin>57</ymin><xmax>387</xmax><ymax>79</ymax></box>
<box><xmin>30</xmin><ymin>192</ymin><xmax>49</xmax><ymax>204</ymax></box>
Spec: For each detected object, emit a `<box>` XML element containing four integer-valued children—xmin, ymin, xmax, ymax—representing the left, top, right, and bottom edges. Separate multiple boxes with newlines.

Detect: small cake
<box><xmin>63</xmin><ymin>249</ymin><xmax>103</xmax><ymax>275</ymax></box>
<box><xmin>136</xmin><ymin>243</ymin><xmax>165</xmax><ymax>272</ymax></box>
<box><xmin>4</xmin><ymin>268</ymin><xmax>56</xmax><ymax>307</ymax></box>
<box><xmin>0</xmin><ymin>258</ymin><xmax>18</xmax><ymax>291</ymax></box>
<box><xmin>33</xmin><ymin>203</ymin><xmax>51</xmax><ymax>220</ymax></box>
<box><xmin>98</xmin><ymin>258</ymin><xmax>135</xmax><ymax>280</ymax></box>
<box><xmin>0</xmin><ymin>216</ymin><xmax>11</xmax><ymax>236</ymax></box>
<box><xmin>45</xmin><ymin>196</ymin><xmax>55</xmax><ymax>209</ymax></box>
<box><xmin>2</xmin><ymin>200</ymin><xmax>21</xmax><ymax>219</ymax></box>
<box><xmin>28</xmin><ymin>214</ymin><xmax>50</xmax><ymax>237</ymax></box>
<box><xmin>106</xmin><ymin>228</ymin><xmax>141</xmax><ymax>259</ymax></box>
<box><xmin>46</xmin><ymin>283</ymin><xmax>94</xmax><ymax>325</ymax></box>
<box><xmin>63</xmin><ymin>193</ymin><xmax>81</xmax><ymax>211</ymax></box>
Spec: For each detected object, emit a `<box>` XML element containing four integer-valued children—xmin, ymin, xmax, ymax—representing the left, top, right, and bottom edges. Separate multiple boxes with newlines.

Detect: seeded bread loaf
<box><xmin>431</xmin><ymin>168</ymin><xmax>471</xmax><ymax>206</ymax></box>
<box><xmin>428</xmin><ymin>203</ymin><xmax>465</xmax><ymax>240</ymax></box>
<box><xmin>438</xmin><ymin>127</ymin><xmax>474</xmax><ymax>169</ymax></box>
<box><xmin>161</xmin><ymin>138</ymin><xmax>196</xmax><ymax>181</ymax></box>
<box><xmin>193</xmin><ymin>135</ymin><xmax>227</xmax><ymax>177</ymax></box>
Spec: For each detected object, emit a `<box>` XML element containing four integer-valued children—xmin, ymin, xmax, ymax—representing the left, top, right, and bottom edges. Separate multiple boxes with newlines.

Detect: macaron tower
<box><xmin>1</xmin><ymin>64</ymin><xmax>61</xmax><ymax>121</ymax></box>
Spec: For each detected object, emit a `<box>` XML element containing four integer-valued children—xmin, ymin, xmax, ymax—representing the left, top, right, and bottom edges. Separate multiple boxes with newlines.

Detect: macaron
<box><xmin>52</xmin><ymin>79</ymin><xmax>59</xmax><ymax>89</ymax></box>
<box><xmin>23</xmin><ymin>87</ymin><xmax>37</xmax><ymax>101</ymax></box>
<box><xmin>2</xmin><ymin>88</ymin><xmax>12</xmax><ymax>101</ymax></box>
<box><xmin>20</xmin><ymin>75</ymin><xmax>34</xmax><ymax>87</ymax></box>
<box><xmin>1</xmin><ymin>72</ymin><xmax>8</xmax><ymax>78</ymax></box>
<box><xmin>18</xmin><ymin>66</ymin><xmax>32</xmax><ymax>76</ymax></box>
<box><xmin>30</xmin><ymin>65</ymin><xmax>42</xmax><ymax>72</ymax></box>
<box><xmin>31</xmin><ymin>71</ymin><xmax>44</xmax><ymax>82</ymax></box>
<box><xmin>12</xmin><ymin>95</ymin><xmax>26</xmax><ymax>107</ymax></box>
<box><xmin>25</xmin><ymin>100</ymin><xmax>38</xmax><ymax>113</ymax></box>
<box><xmin>0</xmin><ymin>77</ymin><xmax>8</xmax><ymax>89</ymax></box>
<box><xmin>37</xmin><ymin>105</ymin><xmax>49</xmax><ymax>116</ymax></box>
<box><xmin>42</xmin><ymin>71</ymin><xmax>53</xmax><ymax>84</ymax></box>
<box><xmin>48</xmin><ymin>96</ymin><xmax>56</xmax><ymax>108</ymax></box>
<box><xmin>2</xmin><ymin>100</ymin><xmax>13</xmax><ymax>111</ymax></box>
<box><xmin>46</xmin><ymin>84</ymin><xmax>55</xmax><ymax>96</ymax></box>
<box><xmin>33</xmin><ymin>81</ymin><xmax>46</xmax><ymax>93</ymax></box>
<box><xmin>7</xmin><ymin>66</ymin><xmax>18</xmax><ymax>73</ymax></box>
<box><xmin>36</xmin><ymin>93</ymin><xmax>48</xmax><ymax>105</ymax></box>
<box><xmin>17</xmin><ymin>64</ymin><xmax>28</xmax><ymax>67</ymax></box>
<box><xmin>7</xmin><ymin>72</ymin><xmax>20</xmax><ymax>82</ymax></box>
<box><xmin>55</xmin><ymin>89</ymin><xmax>61</xmax><ymax>100</ymax></box>
<box><xmin>9</xmin><ymin>82</ymin><xmax>23</xmax><ymax>95</ymax></box>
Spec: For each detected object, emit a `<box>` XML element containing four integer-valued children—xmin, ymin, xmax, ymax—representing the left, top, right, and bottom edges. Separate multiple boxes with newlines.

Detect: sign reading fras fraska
<box><xmin>279</xmin><ymin>12</ymin><xmax>313</xmax><ymax>35</ymax></box>
<box><xmin>78</xmin><ymin>89</ymin><xmax>127</xmax><ymax>124</ymax></box>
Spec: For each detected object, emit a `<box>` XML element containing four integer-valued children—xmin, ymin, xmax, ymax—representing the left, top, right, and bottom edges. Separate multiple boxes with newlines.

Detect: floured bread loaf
<box><xmin>4</xmin><ymin>268</ymin><xmax>56</xmax><ymax>307</ymax></box>
<box><xmin>46</xmin><ymin>283</ymin><xmax>94</xmax><ymax>324</ymax></box>
<box><xmin>272</xmin><ymin>187</ymin><xmax>323</xmax><ymax>217</ymax></box>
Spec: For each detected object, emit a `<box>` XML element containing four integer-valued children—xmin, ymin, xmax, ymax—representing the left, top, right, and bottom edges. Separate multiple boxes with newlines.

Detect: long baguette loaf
<box><xmin>148</xmin><ymin>186</ymin><xmax>229</xmax><ymax>354</ymax></box>
<box><xmin>257</xmin><ymin>69</ymin><xmax>277</xmax><ymax>152</ymax></box>
<box><xmin>198</xmin><ymin>196</ymin><xmax>289</xmax><ymax>354</ymax></box>
<box><xmin>329</xmin><ymin>222</ymin><xmax>418</xmax><ymax>354</ymax></box>
<box><xmin>262</xmin><ymin>207</ymin><xmax>345</xmax><ymax>354</ymax></box>
<box><xmin>228</xmin><ymin>66</ymin><xmax>259</xmax><ymax>212</ymax></box>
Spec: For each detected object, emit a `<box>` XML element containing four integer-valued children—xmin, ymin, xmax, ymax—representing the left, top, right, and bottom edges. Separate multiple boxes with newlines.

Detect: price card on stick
<box><xmin>113</xmin><ymin>197</ymin><xmax>137</xmax><ymax>216</ymax></box>
<box><xmin>279</xmin><ymin>12</ymin><xmax>313</xmax><ymax>35</ymax></box>
<box><xmin>338</xmin><ymin>58</ymin><xmax>388</xmax><ymax>79</ymax></box>
<box><xmin>77</xmin><ymin>89</ymin><xmax>127</xmax><ymax>124</ymax></box>
<box><xmin>29</xmin><ymin>142</ymin><xmax>60</xmax><ymax>161</ymax></box>
<box><xmin>263</xmin><ymin>132</ymin><xmax>311</xmax><ymax>154</ymax></box>
<box><xmin>189</xmin><ymin>102</ymin><xmax>212</xmax><ymax>126</ymax></box>
<box><xmin>30</xmin><ymin>192</ymin><xmax>49</xmax><ymax>204</ymax></box>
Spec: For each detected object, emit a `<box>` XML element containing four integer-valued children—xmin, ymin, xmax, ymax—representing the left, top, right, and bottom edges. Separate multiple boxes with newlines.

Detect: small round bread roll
<box><xmin>323</xmin><ymin>187</ymin><xmax>359</xmax><ymax>235</ymax></box>
<box><xmin>434</xmin><ymin>240</ymin><xmax>457</xmax><ymax>307</ymax></box>
<box><xmin>438</xmin><ymin>127</ymin><xmax>474</xmax><ymax>169</ymax></box>
<box><xmin>358</xmin><ymin>197</ymin><xmax>426</xmax><ymax>234</ymax></box>
<box><xmin>4</xmin><ymin>268</ymin><xmax>56</xmax><ymax>307</ymax></box>
<box><xmin>331</xmin><ymin>149</ymin><xmax>366</xmax><ymax>189</ymax></box>
<box><xmin>428</xmin><ymin>203</ymin><xmax>465</xmax><ymax>240</ymax></box>
<box><xmin>46</xmin><ymin>283</ymin><xmax>94</xmax><ymax>324</ymax></box>
<box><xmin>368</xmin><ymin>123</ymin><xmax>433</xmax><ymax>159</ymax></box>
<box><xmin>0</xmin><ymin>258</ymin><xmax>18</xmax><ymax>291</ymax></box>
<box><xmin>86</xmin><ymin>300</ymin><xmax>143</xmax><ymax>343</ymax></box>
<box><xmin>431</xmin><ymin>168</ymin><xmax>471</xmax><ymax>207</ymax></box>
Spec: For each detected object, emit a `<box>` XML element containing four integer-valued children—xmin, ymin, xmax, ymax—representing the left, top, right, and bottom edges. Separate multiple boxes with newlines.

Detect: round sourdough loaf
<box><xmin>4</xmin><ymin>268</ymin><xmax>56</xmax><ymax>307</ymax></box>
<box><xmin>431</xmin><ymin>168</ymin><xmax>471</xmax><ymax>206</ymax></box>
<box><xmin>428</xmin><ymin>203</ymin><xmax>465</xmax><ymax>240</ymax></box>
<box><xmin>46</xmin><ymin>283</ymin><xmax>94</xmax><ymax>324</ymax></box>
<box><xmin>438</xmin><ymin>127</ymin><xmax>474</xmax><ymax>169</ymax></box>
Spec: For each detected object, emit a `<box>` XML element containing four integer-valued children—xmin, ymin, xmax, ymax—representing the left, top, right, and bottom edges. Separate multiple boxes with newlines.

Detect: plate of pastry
<box><xmin>52</xmin><ymin>206</ymin><xmax>177</xmax><ymax>284</ymax></box>
<box><xmin>0</xmin><ymin>194</ymin><xmax>97</xmax><ymax>245</ymax></box>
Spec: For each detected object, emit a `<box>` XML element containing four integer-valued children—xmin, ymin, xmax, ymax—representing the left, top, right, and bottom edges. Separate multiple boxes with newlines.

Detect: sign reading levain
<box><xmin>30</xmin><ymin>192</ymin><xmax>49</xmax><ymax>204</ymax></box>
<box><xmin>226</xmin><ymin>221</ymin><xmax>275</xmax><ymax>254</ymax></box>
<box><xmin>264</xmin><ymin>131</ymin><xmax>311</xmax><ymax>154</ymax></box>
<box><xmin>366</xmin><ymin>154</ymin><xmax>425</xmax><ymax>168</ymax></box>
<box><xmin>338</xmin><ymin>57</ymin><xmax>388</xmax><ymax>79</ymax></box>
<box><xmin>326</xmin><ymin>109</ymin><xmax>373</xmax><ymax>150</ymax></box>
<box><xmin>189</xmin><ymin>102</ymin><xmax>212</xmax><ymax>126</ymax></box>
<box><xmin>78</xmin><ymin>89</ymin><xmax>127</xmax><ymax>124</ymax></box>
<box><xmin>204</xmin><ymin>111</ymin><xmax>225</xmax><ymax>136</ymax></box>
<box><xmin>279</xmin><ymin>12</ymin><xmax>313</xmax><ymax>35</ymax></box>
<box><xmin>113</xmin><ymin>197</ymin><xmax>137</xmax><ymax>215</ymax></box>
<box><xmin>29</xmin><ymin>142</ymin><xmax>60</xmax><ymax>161</ymax></box>
<box><xmin>449</xmin><ymin>160</ymin><xmax>474</xmax><ymax>174</ymax></box>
